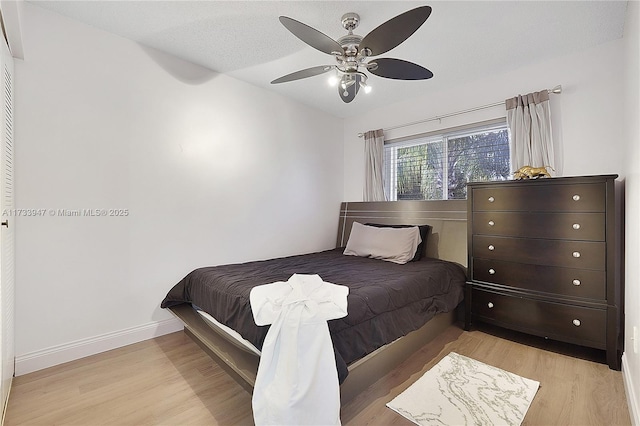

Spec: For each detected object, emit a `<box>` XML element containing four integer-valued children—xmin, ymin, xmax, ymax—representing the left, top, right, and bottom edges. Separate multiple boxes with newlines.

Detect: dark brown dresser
<box><xmin>464</xmin><ymin>175</ymin><xmax>624</xmax><ymax>370</ymax></box>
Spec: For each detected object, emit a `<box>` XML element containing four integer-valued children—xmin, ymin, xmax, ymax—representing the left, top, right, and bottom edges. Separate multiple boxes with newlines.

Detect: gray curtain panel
<box><xmin>506</xmin><ymin>91</ymin><xmax>555</xmax><ymax>174</ymax></box>
<box><xmin>363</xmin><ymin>129</ymin><xmax>386</xmax><ymax>201</ymax></box>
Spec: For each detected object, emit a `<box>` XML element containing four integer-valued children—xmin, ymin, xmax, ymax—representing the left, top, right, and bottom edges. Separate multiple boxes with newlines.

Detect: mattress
<box><xmin>196</xmin><ymin>308</ymin><xmax>261</xmax><ymax>355</ymax></box>
<box><xmin>161</xmin><ymin>248</ymin><xmax>465</xmax><ymax>382</ymax></box>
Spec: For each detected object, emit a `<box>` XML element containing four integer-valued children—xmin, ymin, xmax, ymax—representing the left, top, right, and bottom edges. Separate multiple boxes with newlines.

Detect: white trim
<box><xmin>1</xmin><ymin>376</ymin><xmax>11</xmax><ymax>425</ymax></box>
<box><xmin>15</xmin><ymin>318</ymin><xmax>184</xmax><ymax>376</ymax></box>
<box><xmin>622</xmin><ymin>352</ymin><xmax>640</xmax><ymax>426</ymax></box>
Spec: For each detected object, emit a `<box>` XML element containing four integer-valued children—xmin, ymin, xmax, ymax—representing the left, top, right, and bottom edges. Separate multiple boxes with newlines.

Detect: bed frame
<box><xmin>168</xmin><ymin>200</ymin><xmax>468</xmax><ymax>404</ymax></box>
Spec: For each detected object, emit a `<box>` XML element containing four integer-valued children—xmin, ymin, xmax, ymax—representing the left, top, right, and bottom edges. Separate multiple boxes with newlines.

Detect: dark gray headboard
<box><xmin>336</xmin><ymin>200</ymin><xmax>468</xmax><ymax>268</ymax></box>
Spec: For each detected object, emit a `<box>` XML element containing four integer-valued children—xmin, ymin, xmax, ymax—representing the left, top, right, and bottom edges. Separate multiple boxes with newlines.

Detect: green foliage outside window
<box><xmin>387</xmin><ymin>124</ymin><xmax>510</xmax><ymax>200</ymax></box>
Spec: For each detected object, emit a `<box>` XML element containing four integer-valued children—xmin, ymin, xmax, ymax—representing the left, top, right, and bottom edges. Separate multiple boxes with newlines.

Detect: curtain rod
<box><xmin>357</xmin><ymin>85</ymin><xmax>562</xmax><ymax>138</ymax></box>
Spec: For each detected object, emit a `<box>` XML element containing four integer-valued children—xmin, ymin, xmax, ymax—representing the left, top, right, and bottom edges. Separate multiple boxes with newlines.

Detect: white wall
<box><xmin>343</xmin><ymin>38</ymin><xmax>626</xmax><ymax>200</ymax></box>
<box><xmin>14</xmin><ymin>3</ymin><xmax>343</xmax><ymax>372</ymax></box>
<box><xmin>622</xmin><ymin>1</ymin><xmax>640</xmax><ymax>423</ymax></box>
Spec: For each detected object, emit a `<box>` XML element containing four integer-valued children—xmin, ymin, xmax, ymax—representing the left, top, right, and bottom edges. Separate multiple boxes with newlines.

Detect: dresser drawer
<box><xmin>471</xmin><ymin>288</ymin><xmax>606</xmax><ymax>349</ymax></box>
<box><xmin>472</xmin><ymin>258</ymin><xmax>606</xmax><ymax>300</ymax></box>
<box><xmin>472</xmin><ymin>212</ymin><xmax>605</xmax><ymax>241</ymax></box>
<box><xmin>472</xmin><ymin>183</ymin><xmax>606</xmax><ymax>212</ymax></box>
<box><xmin>472</xmin><ymin>235</ymin><xmax>605</xmax><ymax>270</ymax></box>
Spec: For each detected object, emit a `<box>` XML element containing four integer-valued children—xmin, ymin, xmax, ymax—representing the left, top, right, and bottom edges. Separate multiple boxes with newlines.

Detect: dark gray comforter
<box><xmin>161</xmin><ymin>248</ymin><xmax>465</xmax><ymax>383</ymax></box>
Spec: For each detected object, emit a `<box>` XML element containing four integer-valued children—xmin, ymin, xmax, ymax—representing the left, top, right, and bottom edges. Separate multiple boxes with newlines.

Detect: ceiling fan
<box><xmin>271</xmin><ymin>6</ymin><xmax>434</xmax><ymax>103</ymax></box>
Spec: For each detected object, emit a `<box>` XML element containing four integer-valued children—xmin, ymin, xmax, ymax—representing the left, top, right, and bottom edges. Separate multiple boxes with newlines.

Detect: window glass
<box><xmin>384</xmin><ymin>122</ymin><xmax>510</xmax><ymax>200</ymax></box>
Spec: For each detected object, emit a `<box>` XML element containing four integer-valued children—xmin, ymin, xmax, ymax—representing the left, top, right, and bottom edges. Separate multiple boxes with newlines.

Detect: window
<box><xmin>384</xmin><ymin>121</ymin><xmax>510</xmax><ymax>200</ymax></box>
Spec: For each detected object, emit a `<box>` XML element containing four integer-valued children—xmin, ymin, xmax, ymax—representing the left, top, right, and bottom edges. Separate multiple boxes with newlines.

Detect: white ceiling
<box><xmin>30</xmin><ymin>1</ymin><xmax>628</xmax><ymax>118</ymax></box>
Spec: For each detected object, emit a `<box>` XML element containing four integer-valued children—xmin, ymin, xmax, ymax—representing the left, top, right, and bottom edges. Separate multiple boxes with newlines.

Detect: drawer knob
<box><xmin>488</xmin><ymin>268</ymin><xmax>496</xmax><ymax>275</ymax></box>
<box><xmin>488</xmin><ymin>244</ymin><xmax>495</xmax><ymax>251</ymax></box>
<box><xmin>487</xmin><ymin>302</ymin><xmax>494</xmax><ymax>308</ymax></box>
<box><xmin>572</xmin><ymin>251</ymin><xmax>581</xmax><ymax>258</ymax></box>
<box><xmin>488</xmin><ymin>196</ymin><xmax>495</xmax><ymax>203</ymax></box>
<box><xmin>573</xmin><ymin>279</ymin><xmax>581</xmax><ymax>286</ymax></box>
<box><xmin>488</xmin><ymin>220</ymin><xmax>495</xmax><ymax>227</ymax></box>
<box><xmin>573</xmin><ymin>319</ymin><xmax>581</xmax><ymax>327</ymax></box>
<box><xmin>573</xmin><ymin>195</ymin><xmax>581</xmax><ymax>201</ymax></box>
<box><xmin>573</xmin><ymin>223</ymin><xmax>581</xmax><ymax>230</ymax></box>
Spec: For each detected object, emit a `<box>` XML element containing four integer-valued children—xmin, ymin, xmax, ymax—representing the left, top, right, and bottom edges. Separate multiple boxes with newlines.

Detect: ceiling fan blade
<box><xmin>367</xmin><ymin>58</ymin><xmax>433</xmax><ymax>80</ymax></box>
<box><xmin>279</xmin><ymin>16</ymin><xmax>344</xmax><ymax>55</ymax></box>
<box><xmin>271</xmin><ymin>65</ymin><xmax>334</xmax><ymax>84</ymax></box>
<box><xmin>359</xmin><ymin>6</ymin><xmax>432</xmax><ymax>56</ymax></box>
<box><xmin>338</xmin><ymin>74</ymin><xmax>361</xmax><ymax>103</ymax></box>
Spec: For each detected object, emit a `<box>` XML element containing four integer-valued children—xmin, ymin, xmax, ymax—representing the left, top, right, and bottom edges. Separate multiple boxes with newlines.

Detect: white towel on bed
<box><xmin>250</xmin><ymin>273</ymin><xmax>349</xmax><ymax>426</ymax></box>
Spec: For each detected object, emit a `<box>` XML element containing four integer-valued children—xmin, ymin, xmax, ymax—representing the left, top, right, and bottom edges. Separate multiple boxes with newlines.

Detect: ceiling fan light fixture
<box><xmin>340</xmin><ymin>74</ymin><xmax>357</xmax><ymax>90</ymax></box>
<box><xmin>272</xmin><ymin>6</ymin><xmax>433</xmax><ymax>103</ymax></box>
<box><xmin>357</xmin><ymin>73</ymin><xmax>371</xmax><ymax>94</ymax></box>
<box><xmin>360</xmin><ymin>81</ymin><xmax>372</xmax><ymax>94</ymax></box>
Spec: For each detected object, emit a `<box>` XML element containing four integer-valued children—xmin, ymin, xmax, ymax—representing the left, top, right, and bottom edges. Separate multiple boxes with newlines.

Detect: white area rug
<box><xmin>386</xmin><ymin>352</ymin><xmax>539</xmax><ymax>426</ymax></box>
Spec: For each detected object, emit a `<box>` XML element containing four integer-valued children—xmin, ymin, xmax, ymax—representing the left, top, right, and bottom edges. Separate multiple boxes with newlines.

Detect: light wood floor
<box><xmin>5</xmin><ymin>323</ymin><xmax>631</xmax><ymax>425</ymax></box>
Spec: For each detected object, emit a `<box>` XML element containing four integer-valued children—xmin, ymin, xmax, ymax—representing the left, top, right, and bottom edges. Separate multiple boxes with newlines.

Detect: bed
<box><xmin>161</xmin><ymin>200</ymin><xmax>468</xmax><ymax>404</ymax></box>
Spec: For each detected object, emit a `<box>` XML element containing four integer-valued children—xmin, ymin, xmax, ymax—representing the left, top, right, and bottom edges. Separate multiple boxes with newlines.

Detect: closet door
<box><xmin>0</xmin><ymin>33</ymin><xmax>15</xmax><ymax>420</ymax></box>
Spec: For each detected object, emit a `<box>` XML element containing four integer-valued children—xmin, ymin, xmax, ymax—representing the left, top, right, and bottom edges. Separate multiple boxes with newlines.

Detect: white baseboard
<box><xmin>622</xmin><ymin>352</ymin><xmax>640</xmax><ymax>426</ymax></box>
<box><xmin>15</xmin><ymin>317</ymin><xmax>184</xmax><ymax>376</ymax></box>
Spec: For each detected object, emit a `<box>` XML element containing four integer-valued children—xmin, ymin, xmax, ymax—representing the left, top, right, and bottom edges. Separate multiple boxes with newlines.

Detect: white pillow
<box><xmin>343</xmin><ymin>222</ymin><xmax>422</xmax><ymax>264</ymax></box>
